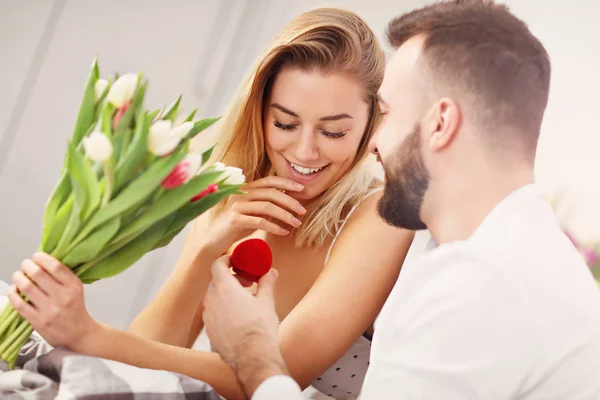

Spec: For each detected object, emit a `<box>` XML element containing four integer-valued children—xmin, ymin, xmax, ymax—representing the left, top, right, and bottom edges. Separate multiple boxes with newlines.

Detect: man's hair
<box><xmin>387</xmin><ymin>0</ymin><xmax>551</xmax><ymax>155</ymax></box>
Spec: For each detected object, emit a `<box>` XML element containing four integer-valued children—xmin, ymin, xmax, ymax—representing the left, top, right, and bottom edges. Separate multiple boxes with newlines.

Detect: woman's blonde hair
<box><xmin>212</xmin><ymin>6</ymin><xmax>385</xmax><ymax>248</ymax></box>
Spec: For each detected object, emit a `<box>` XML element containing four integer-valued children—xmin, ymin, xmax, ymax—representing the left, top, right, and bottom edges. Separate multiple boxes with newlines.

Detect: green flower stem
<box><xmin>102</xmin><ymin>162</ymin><xmax>114</xmax><ymax>206</ymax></box>
<box><xmin>2</xmin><ymin>321</ymin><xmax>31</xmax><ymax>363</ymax></box>
<box><xmin>8</xmin><ymin>314</ymin><xmax>19</xmax><ymax>335</ymax></box>
<box><xmin>75</xmin><ymin>258</ymin><xmax>99</xmax><ymax>278</ymax></box>
<box><xmin>0</xmin><ymin>317</ymin><xmax>28</xmax><ymax>357</ymax></box>
<box><xmin>0</xmin><ymin>304</ymin><xmax>13</xmax><ymax>322</ymax></box>
<box><xmin>0</xmin><ymin>308</ymin><xmax>19</xmax><ymax>337</ymax></box>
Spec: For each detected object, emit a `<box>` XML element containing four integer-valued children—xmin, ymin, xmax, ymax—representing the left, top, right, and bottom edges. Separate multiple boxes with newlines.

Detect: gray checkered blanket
<box><xmin>0</xmin><ymin>282</ymin><xmax>221</xmax><ymax>399</ymax></box>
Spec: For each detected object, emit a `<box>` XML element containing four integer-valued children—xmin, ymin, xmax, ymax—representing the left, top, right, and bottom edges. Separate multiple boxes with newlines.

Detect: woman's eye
<box><xmin>320</xmin><ymin>129</ymin><xmax>346</xmax><ymax>139</ymax></box>
<box><xmin>273</xmin><ymin>120</ymin><xmax>297</xmax><ymax>131</ymax></box>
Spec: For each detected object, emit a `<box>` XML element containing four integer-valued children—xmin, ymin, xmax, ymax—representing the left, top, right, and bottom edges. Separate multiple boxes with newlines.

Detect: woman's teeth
<box><xmin>290</xmin><ymin>162</ymin><xmax>325</xmax><ymax>175</ymax></box>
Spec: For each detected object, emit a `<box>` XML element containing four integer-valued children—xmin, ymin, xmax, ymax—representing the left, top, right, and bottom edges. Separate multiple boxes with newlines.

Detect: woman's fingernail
<box><xmin>294</xmin><ymin>183</ymin><xmax>304</xmax><ymax>190</ymax></box>
<box><xmin>297</xmin><ymin>204</ymin><xmax>307</xmax><ymax>214</ymax></box>
<box><xmin>281</xmin><ymin>228</ymin><xmax>290</xmax><ymax>235</ymax></box>
<box><xmin>292</xmin><ymin>217</ymin><xmax>302</xmax><ymax>227</ymax></box>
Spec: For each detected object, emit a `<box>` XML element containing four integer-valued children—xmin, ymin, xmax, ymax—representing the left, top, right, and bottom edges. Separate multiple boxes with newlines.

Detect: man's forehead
<box><xmin>380</xmin><ymin>36</ymin><xmax>426</xmax><ymax>101</ymax></box>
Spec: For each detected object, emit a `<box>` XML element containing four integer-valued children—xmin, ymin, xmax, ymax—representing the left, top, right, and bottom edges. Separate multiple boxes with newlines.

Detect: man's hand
<box><xmin>202</xmin><ymin>255</ymin><xmax>289</xmax><ymax>397</ymax></box>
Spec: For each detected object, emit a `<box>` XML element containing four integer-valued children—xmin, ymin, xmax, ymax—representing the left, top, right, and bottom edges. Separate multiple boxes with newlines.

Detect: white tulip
<box><xmin>94</xmin><ymin>79</ymin><xmax>108</xmax><ymax>101</ymax></box>
<box><xmin>222</xmin><ymin>166</ymin><xmax>245</xmax><ymax>185</ymax></box>
<box><xmin>170</xmin><ymin>121</ymin><xmax>194</xmax><ymax>140</ymax></box>
<box><xmin>183</xmin><ymin>153</ymin><xmax>203</xmax><ymax>177</ymax></box>
<box><xmin>212</xmin><ymin>162</ymin><xmax>226</xmax><ymax>171</ymax></box>
<box><xmin>107</xmin><ymin>73</ymin><xmax>138</xmax><ymax>108</ymax></box>
<box><xmin>83</xmin><ymin>131</ymin><xmax>113</xmax><ymax>163</ymax></box>
<box><xmin>148</xmin><ymin>120</ymin><xmax>180</xmax><ymax>156</ymax></box>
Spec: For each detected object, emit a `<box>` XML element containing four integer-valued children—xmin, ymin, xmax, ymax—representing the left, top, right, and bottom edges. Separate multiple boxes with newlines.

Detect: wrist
<box><xmin>71</xmin><ymin>319</ymin><xmax>107</xmax><ymax>355</ymax></box>
<box><xmin>233</xmin><ymin>333</ymin><xmax>289</xmax><ymax>397</ymax></box>
<box><xmin>196</xmin><ymin>241</ymin><xmax>226</xmax><ymax>266</ymax></box>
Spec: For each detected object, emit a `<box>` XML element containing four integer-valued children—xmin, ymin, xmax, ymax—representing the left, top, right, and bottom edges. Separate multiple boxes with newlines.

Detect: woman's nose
<box><xmin>294</xmin><ymin>128</ymin><xmax>320</xmax><ymax>162</ymax></box>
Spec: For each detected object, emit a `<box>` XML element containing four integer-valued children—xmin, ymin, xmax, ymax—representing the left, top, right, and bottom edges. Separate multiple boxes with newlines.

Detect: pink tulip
<box><xmin>162</xmin><ymin>162</ymin><xmax>191</xmax><ymax>189</ymax></box>
<box><xmin>113</xmin><ymin>100</ymin><xmax>132</xmax><ymax>129</ymax></box>
<box><xmin>581</xmin><ymin>248</ymin><xmax>598</xmax><ymax>267</ymax></box>
<box><xmin>161</xmin><ymin>154</ymin><xmax>202</xmax><ymax>189</ymax></box>
<box><xmin>191</xmin><ymin>184</ymin><xmax>219</xmax><ymax>202</ymax></box>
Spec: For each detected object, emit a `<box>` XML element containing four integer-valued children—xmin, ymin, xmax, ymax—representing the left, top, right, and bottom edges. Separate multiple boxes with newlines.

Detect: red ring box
<box><xmin>230</xmin><ymin>238</ymin><xmax>273</xmax><ymax>282</ymax></box>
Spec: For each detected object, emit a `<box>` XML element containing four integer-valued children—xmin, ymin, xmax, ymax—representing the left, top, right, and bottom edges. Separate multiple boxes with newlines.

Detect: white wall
<box><xmin>1</xmin><ymin>0</ymin><xmax>599</xmax><ymax>332</ymax></box>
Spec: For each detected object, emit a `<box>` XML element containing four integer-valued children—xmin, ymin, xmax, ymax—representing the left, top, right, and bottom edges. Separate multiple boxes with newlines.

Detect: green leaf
<box><xmin>61</xmin><ymin>217</ymin><xmax>120</xmax><ymax>267</ymax></box>
<box><xmin>51</xmin><ymin>191</ymin><xmax>81</xmax><ymax>260</ymax></box>
<box><xmin>114</xmin><ymin>78</ymin><xmax>146</xmax><ymax>136</ymax></box>
<box><xmin>72</xmin><ymin>58</ymin><xmax>100</xmax><ymax>146</ymax></box>
<box><xmin>77</xmin><ymin>214</ymin><xmax>175</xmax><ymax>282</ymax></box>
<box><xmin>183</xmin><ymin>108</ymin><xmax>198</xmax><ymax>122</ymax></box>
<box><xmin>68</xmin><ymin>142</ymin><xmax>101</xmax><ymax>221</ymax></box>
<box><xmin>148</xmin><ymin>109</ymin><xmax>160</xmax><ymax>121</ymax></box>
<box><xmin>42</xmin><ymin>194</ymin><xmax>74</xmax><ymax>254</ymax></box>
<box><xmin>41</xmin><ymin>173</ymin><xmax>71</xmax><ymax>250</ymax></box>
<box><xmin>101</xmin><ymin>102</ymin><xmax>114</xmax><ymax>137</ymax></box>
<box><xmin>165</xmin><ymin>185</ymin><xmax>238</xmax><ymax>238</ymax></box>
<box><xmin>108</xmin><ymin>170</ymin><xmax>224</xmax><ymax>246</ymax></box>
<box><xmin>162</xmin><ymin>95</ymin><xmax>182</xmax><ymax>121</ymax></box>
<box><xmin>152</xmin><ymin>226</ymin><xmax>185</xmax><ymax>250</ymax></box>
<box><xmin>201</xmin><ymin>145</ymin><xmax>215</xmax><ymax>166</ymax></box>
<box><xmin>188</xmin><ymin>116</ymin><xmax>220</xmax><ymax>139</ymax></box>
<box><xmin>67</xmin><ymin>151</ymin><xmax>185</xmax><ymax>251</ymax></box>
<box><xmin>115</xmin><ymin>113</ymin><xmax>151</xmax><ymax>191</ymax></box>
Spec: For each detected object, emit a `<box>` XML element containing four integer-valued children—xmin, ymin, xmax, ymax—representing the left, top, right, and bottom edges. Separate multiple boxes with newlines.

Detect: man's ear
<box><xmin>424</xmin><ymin>98</ymin><xmax>461</xmax><ymax>152</ymax></box>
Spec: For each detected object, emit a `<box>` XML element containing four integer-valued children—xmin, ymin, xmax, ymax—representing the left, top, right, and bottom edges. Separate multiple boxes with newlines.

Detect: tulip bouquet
<box><xmin>549</xmin><ymin>192</ymin><xmax>600</xmax><ymax>288</ymax></box>
<box><xmin>0</xmin><ymin>58</ymin><xmax>245</xmax><ymax>369</ymax></box>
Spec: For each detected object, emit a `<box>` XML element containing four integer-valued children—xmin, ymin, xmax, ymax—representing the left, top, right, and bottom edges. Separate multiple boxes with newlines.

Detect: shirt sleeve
<box><xmin>252</xmin><ymin>375</ymin><xmax>304</xmax><ymax>400</ymax></box>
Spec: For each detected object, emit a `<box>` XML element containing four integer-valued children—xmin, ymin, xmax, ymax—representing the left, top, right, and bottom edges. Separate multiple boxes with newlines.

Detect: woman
<box><xmin>9</xmin><ymin>7</ymin><xmax>414</xmax><ymax>399</ymax></box>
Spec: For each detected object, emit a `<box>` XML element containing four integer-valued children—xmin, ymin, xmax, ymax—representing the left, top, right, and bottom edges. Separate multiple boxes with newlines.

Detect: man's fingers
<box><xmin>210</xmin><ymin>255</ymin><xmax>238</xmax><ymax>287</ymax></box>
<box><xmin>234</xmin><ymin>274</ymin><xmax>255</xmax><ymax>288</ymax></box>
<box><xmin>256</xmin><ymin>269</ymin><xmax>278</xmax><ymax>300</ymax></box>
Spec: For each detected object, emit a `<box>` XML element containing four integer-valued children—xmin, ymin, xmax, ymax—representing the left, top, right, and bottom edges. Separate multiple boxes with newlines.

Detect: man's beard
<box><xmin>378</xmin><ymin>124</ymin><xmax>430</xmax><ymax>230</ymax></box>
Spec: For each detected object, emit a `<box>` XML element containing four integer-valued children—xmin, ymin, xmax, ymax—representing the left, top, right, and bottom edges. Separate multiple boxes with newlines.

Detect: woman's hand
<box><xmin>8</xmin><ymin>252</ymin><xmax>101</xmax><ymax>351</ymax></box>
<box><xmin>202</xmin><ymin>176</ymin><xmax>307</xmax><ymax>256</ymax></box>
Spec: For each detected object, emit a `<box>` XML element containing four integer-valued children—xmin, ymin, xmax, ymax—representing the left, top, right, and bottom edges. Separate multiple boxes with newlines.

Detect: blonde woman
<box><xmin>10</xmin><ymin>7</ymin><xmax>414</xmax><ymax>399</ymax></box>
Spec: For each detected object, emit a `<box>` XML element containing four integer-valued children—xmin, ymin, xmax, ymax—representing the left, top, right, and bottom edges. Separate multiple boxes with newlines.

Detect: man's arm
<box><xmin>202</xmin><ymin>257</ymin><xmax>303</xmax><ymax>399</ymax></box>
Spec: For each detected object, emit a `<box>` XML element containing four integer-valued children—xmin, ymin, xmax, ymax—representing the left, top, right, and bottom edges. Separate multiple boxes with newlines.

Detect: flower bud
<box><xmin>190</xmin><ymin>183</ymin><xmax>219</xmax><ymax>202</ymax></box>
<box><xmin>107</xmin><ymin>73</ymin><xmax>138</xmax><ymax>108</ymax></box>
<box><xmin>83</xmin><ymin>131</ymin><xmax>113</xmax><ymax>163</ymax></box>
<box><xmin>148</xmin><ymin>120</ymin><xmax>179</xmax><ymax>156</ymax></box>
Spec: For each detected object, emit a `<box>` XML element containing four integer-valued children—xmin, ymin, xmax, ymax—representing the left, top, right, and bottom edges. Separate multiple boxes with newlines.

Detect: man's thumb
<box><xmin>256</xmin><ymin>268</ymin><xmax>278</xmax><ymax>300</ymax></box>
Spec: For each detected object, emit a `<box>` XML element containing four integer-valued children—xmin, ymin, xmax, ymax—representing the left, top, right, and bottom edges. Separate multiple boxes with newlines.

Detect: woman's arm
<box><xmin>128</xmin><ymin>216</ymin><xmax>217</xmax><ymax>347</ymax></box>
<box><xmin>278</xmin><ymin>191</ymin><xmax>414</xmax><ymax>388</ymax></box>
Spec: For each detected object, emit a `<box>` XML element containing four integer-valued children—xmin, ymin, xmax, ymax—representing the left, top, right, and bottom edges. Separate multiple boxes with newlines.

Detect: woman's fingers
<box><xmin>8</xmin><ymin>285</ymin><xmax>38</xmax><ymax>321</ymax></box>
<box><xmin>32</xmin><ymin>252</ymin><xmax>79</xmax><ymax>286</ymax></box>
<box><xmin>12</xmin><ymin>270</ymin><xmax>48</xmax><ymax>308</ymax></box>
<box><xmin>20</xmin><ymin>258</ymin><xmax>61</xmax><ymax>295</ymax></box>
<box><xmin>234</xmin><ymin>214</ymin><xmax>290</xmax><ymax>236</ymax></box>
<box><xmin>244</xmin><ymin>176</ymin><xmax>304</xmax><ymax>192</ymax></box>
<box><xmin>234</xmin><ymin>201</ymin><xmax>302</xmax><ymax>229</ymax></box>
<box><xmin>242</xmin><ymin>188</ymin><xmax>306</xmax><ymax>215</ymax></box>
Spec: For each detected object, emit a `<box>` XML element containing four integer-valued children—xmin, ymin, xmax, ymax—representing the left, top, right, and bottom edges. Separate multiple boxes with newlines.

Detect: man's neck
<box><xmin>425</xmin><ymin>167</ymin><xmax>534</xmax><ymax>245</ymax></box>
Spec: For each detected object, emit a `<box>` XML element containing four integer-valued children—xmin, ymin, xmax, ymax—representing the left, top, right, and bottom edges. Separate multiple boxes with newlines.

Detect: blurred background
<box><xmin>0</xmin><ymin>0</ymin><xmax>599</xmax><ymax>342</ymax></box>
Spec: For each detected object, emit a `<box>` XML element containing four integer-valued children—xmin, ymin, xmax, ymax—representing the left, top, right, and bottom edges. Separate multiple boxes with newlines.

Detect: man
<box><xmin>202</xmin><ymin>0</ymin><xmax>600</xmax><ymax>398</ymax></box>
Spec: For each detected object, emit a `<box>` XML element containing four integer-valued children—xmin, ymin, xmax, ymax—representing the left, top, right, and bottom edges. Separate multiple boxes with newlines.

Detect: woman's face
<box><xmin>264</xmin><ymin>67</ymin><xmax>370</xmax><ymax>201</ymax></box>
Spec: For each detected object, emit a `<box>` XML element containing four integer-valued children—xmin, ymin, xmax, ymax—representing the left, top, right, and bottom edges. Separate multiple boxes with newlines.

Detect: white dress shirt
<box><xmin>253</xmin><ymin>185</ymin><xmax>600</xmax><ymax>399</ymax></box>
